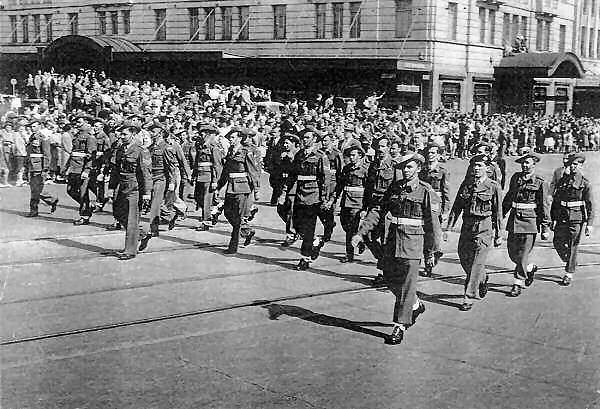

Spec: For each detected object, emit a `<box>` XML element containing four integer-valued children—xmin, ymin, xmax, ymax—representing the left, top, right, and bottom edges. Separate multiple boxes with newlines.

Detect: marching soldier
<box><xmin>192</xmin><ymin>123</ymin><xmax>223</xmax><ymax>231</ymax></box>
<box><xmin>352</xmin><ymin>152</ymin><xmax>440</xmax><ymax>345</ymax></box>
<box><xmin>138</xmin><ymin>124</ymin><xmax>178</xmax><ymax>252</ymax></box>
<box><xmin>25</xmin><ymin>120</ymin><xmax>59</xmax><ymax>217</ymax></box>
<box><xmin>446</xmin><ymin>154</ymin><xmax>503</xmax><ymax>311</ymax></box>
<box><xmin>281</xmin><ymin>128</ymin><xmax>330</xmax><ymax>270</ymax></box>
<box><xmin>90</xmin><ymin>118</ymin><xmax>111</xmax><ymax>212</ymax></box>
<box><xmin>334</xmin><ymin>142</ymin><xmax>367</xmax><ymax>263</ymax></box>
<box><xmin>105</xmin><ymin>127</ymin><xmax>125</xmax><ymax>231</ymax></box>
<box><xmin>318</xmin><ymin>131</ymin><xmax>343</xmax><ymax>244</ymax></box>
<box><xmin>66</xmin><ymin>118</ymin><xmax>97</xmax><ymax>225</ymax></box>
<box><xmin>503</xmin><ymin>152</ymin><xmax>550</xmax><ymax>297</ymax></box>
<box><xmin>551</xmin><ymin>153</ymin><xmax>594</xmax><ymax>286</ymax></box>
<box><xmin>107</xmin><ymin>124</ymin><xmax>153</xmax><ymax>260</ymax></box>
<box><xmin>276</xmin><ymin>133</ymin><xmax>300</xmax><ymax>246</ymax></box>
<box><xmin>166</xmin><ymin>128</ymin><xmax>193</xmax><ymax>230</ymax></box>
<box><xmin>215</xmin><ymin>127</ymin><xmax>261</xmax><ymax>254</ymax></box>
<box><xmin>419</xmin><ymin>142</ymin><xmax>450</xmax><ymax>276</ymax></box>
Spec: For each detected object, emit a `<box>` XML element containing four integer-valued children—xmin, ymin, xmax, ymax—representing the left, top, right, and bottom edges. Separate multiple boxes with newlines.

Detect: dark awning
<box><xmin>45</xmin><ymin>35</ymin><xmax>142</xmax><ymax>56</ymax></box>
<box><xmin>497</xmin><ymin>52</ymin><xmax>585</xmax><ymax>78</ymax></box>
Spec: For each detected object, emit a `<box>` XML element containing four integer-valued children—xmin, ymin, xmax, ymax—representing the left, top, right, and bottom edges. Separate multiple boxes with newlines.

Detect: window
<box><xmin>441</xmin><ymin>82</ymin><xmax>461</xmax><ymax>109</ymax></box>
<box><xmin>488</xmin><ymin>9</ymin><xmax>495</xmax><ymax>44</ymax></box>
<box><xmin>502</xmin><ymin>13</ymin><xmax>510</xmax><ymax>46</ymax></box>
<box><xmin>122</xmin><ymin>10</ymin><xmax>130</xmax><ymax>34</ymax></box>
<box><xmin>511</xmin><ymin>14</ymin><xmax>519</xmax><ymax>42</ymax></box>
<box><xmin>584</xmin><ymin>0</ymin><xmax>589</xmax><ymax>14</ymax></box>
<box><xmin>154</xmin><ymin>9</ymin><xmax>166</xmax><ymax>40</ymax></box>
<box><xmin>273</xmin><ymin>5</ymin><xmax>286</xmax><ymax>39</ymax></box>
<box><xmin>45</xmin><ymin>14</ymin><xmax>53</xmax><ymax>41</ymax></box>
<box><xmin>593</xmin><ymin>0</ymin><xmax>597</xmax><ymax>16</ymax></box>
<box><xmin>33</xmin><ymin>14</ymin><xmax>40</xmax><ymax>42</ymax></box>
<box><xmin>395</xmin><ymin>0</ymin><xmax>412</xmax><ymax>38</ymax></box>
<box><xmin>68</xmin><ymin>13</ymin><xmax>78</xmax><ymax>36</ymax></box>
<box><xmin>349</xmin><ymin>2</ymin><xmax>361</xmax><ymax>38</ymax></box>
<box><xmin>448</xmin><ymin>2</ymin><xmax>458</xmax><ymax>41</ymax></box>
<box><xmin>98</xmin><ymin>11</ymin><xmax>106</xmax><ymax>35</ymax></box>
<box><xmin>21</xmin><ymin>15</ymin><xmax>29</xmax><ymax>43</ymax></box>
<box><xmin>315</xmin><ymin>3</ymin><xmax>326</xmax><ymax>39</ymax></box>
<box><xmin>536</xmin><ymin>19</ymin><xmax>543</xmax><ymax>50</ymax></box>
<box><xmin>238</xmin><ymin>6</ymin><xmax>250</xmax><ymax>40</ymax></box>
<box><xmin>10</xmin><ymin>16</ymin><xmax>17</xmax><ymax>43</ymax></box>
<box><xmin>559</xmin><ymin>24</ymin><xmax>566</xmax><ymax>52</ymax></box>
<box><xmin>581</xmin><ymin>26</ymin><xmax>587</xmax><ymax>57</ymax></box>
<box><xmin>205</xmin><ymin>8</ymin><xmax>215</xmax><ymax>40</ymax></box>
<box><xmin>110</xmin><ymin>11</ymin><xmax>118</xmax><ymax>35</ymax></box>
<box><xmin>222</xmin><ymin>7</ymin><xmax>232</xmax><ymax>40</ymax></box>
<box><xmin>478</xmin><ymin>7</ymin><xmax>486</xmax><ymax>43</ymax></box>
<box><xmin>590</xmin><ymin>28</ymin><xmax>595</xmax><ymax>58</ymax></box>
<box><xmin>333</xmin><ymin>3</ymin><xmax>343</xmax><ymax>38</ymax></box>
<box><xmin>189</xmin><ymin>8</ymin><xmax>199</xmax><ymax>40</ymax></box>
<box><xmin>520</xmin><ymin>16</ymin><xmax>527</xmax><ymax>37</ymax></box>
<box><xmin>544</xmin><ymin>21</ymin><xmax>550</xmax><ymax>50</ymax></box>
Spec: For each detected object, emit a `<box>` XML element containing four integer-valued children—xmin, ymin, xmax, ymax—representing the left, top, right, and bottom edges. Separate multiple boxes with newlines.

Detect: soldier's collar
<box><xmin>402</xmin><ymin>176</ymin><xmax>419</xmax><ymax>192</ymax></box>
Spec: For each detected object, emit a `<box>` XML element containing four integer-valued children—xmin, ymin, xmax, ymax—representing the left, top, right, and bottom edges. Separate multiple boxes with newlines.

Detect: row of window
<box><xmin>583</xmin><ymin>0</ymin><xmax>599</xmax><ymax>16</ymax></box>
<box><xmin>9</xmin><ymin>14</ymin><xmax>55</xmax><ymax>43</ymax></box>
<box><xmin>579</xmin><ymin>25</ymin><xmax>600</xmax><ymax>59</ymax></box>
<box><xmin>97</xmin><ymin>10</ymin><xmax>131</xmax><ymax>36</ymax></box>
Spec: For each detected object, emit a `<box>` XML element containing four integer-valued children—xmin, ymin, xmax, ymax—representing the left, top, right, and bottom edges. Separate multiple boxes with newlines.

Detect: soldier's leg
<box><xmin>28</xmin><ymin>174</ymin><xmax>42</xmax><ymax>215</ymax></box>
<box><xmin>553</xmin><ymin>222</ymin><xmax>571</xmax><ymax>263</ymax></box>
<box><xmin>239</xmin><ymin>193</ymin><xmax>255</xmax><ymax>246</ymax></box>
<box><xmin>78</xmin><ymin>178</ymin><xmax>92</xmax><ymax>221</ymax></box>
<box><xmin>566</xmin><ymin>223</ymin><xmax>584</xmax><ymax>275</ymax></box>
<box><xmin>223</xmin><ymin>194</ymin><xmax>241</xmax><ymax>252</ymax></box>
<box><xmin>149</xmin><ymin>179</ymin><xmax>166</xmax><ymax>236</ymax></box>
<box><xmin>385</xmin><ymin>258</ymin><xmax>421</xmax><ymax>326</ymax></box>
<box><xmin>123</xmin><ymin>191</ymin><xmax>140</xmax><ymax>256</ymax></box>
<box><xmin>508</xmin><ymin>232</ymin><xmax>527</xmax><ymax>287</ymax></box>
<box><xmin>295</xmin><ymin>203</ymin><xmax>319</xmax><ymax>260</ymax></box>
<box><xmin>66</xmin><ymin>173</ymin><xmax>82</xmax><ymax>205</ymax></box>
<box><xmin>464</xmin><ymin>236</ymin><xmax>491</xmax><ymax>304</ymax></box>
<box><xmin>112</xmin><ymin>189</ymin><xmax>129</xmax><ymax>228</ymax></box>
<box><xmin>319</xmin><ymin>206</ymin><xmax>336</xmax><ymax>242</ymax></box>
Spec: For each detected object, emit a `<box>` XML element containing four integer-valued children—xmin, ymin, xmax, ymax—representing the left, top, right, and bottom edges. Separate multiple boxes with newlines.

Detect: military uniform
<box><xmin>192</xmin><ymin>137</ymin><xmax>223</xmax><ymax>229</ymax></box>
<box><xmin>284</xmin><ymin>147</ymin><xmax>330</xmax><ymax>269</ymax></box>
<box><xmin>26</xmin><ymin>131</ymin><xmax>58</xmax><ymax>216</ymax></box>
<box><xmin>216</xmin><ymin>142</ymin><xmax>260</xmax><ymax>253</ymax></box>
<box><xmin>66</xmin><ymin>129</ymin><xmax>97</xmax><ymax>223</ymax></box>
<box><xmin>448</xmin><ymin>164</ymin><xmax>502</xmax><ymax>309</ymax></box>
<box><xmin>335</xmin><ymin>159</ymin><xmax>368</xmax><ymax>261</ymax></box>
<box><xmin>276</xmin><ymin>149</ymin><xmax>297</xmax><ymax>240</ymax></box>
<box><xmin>318</xmin><ymin>145</ymin><xmax>343</xmax><ymax>242</ymax></box>
<box><xmin>502</xmin><ymin>168</ymin><xmax>550</xmax><ymax>294</ymax></box>
<box><xmin>551</xmin><ymin>166</ymin><xmax>594</xmax><ymax>283</ymax></box>
<box><xmin>358</xmin><ymin>158</ymin><xmax>440</xmax><ymax>343</ymax></box>
<box><xmin>90</xmin><ymin>129</ymin><xmax>111</xmax><ymax>209</ymax></box>
<box><xmin>109</xmin><ymin>139</ymin><xmax>153</xmax><ymax>258</ymax></box>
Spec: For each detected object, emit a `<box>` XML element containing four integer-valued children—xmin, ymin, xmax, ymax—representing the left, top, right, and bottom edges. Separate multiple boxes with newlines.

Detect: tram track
<box><xmin>3</xmin><ymin>260</ymin><xmax>600</xmax><ymax>347</ymax></box>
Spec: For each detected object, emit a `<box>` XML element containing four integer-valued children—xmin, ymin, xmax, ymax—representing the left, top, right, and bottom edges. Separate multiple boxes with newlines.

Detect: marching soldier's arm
<box><xmin>538</xmin><ymin>179</ymin><xmax>551</xmax><ymax>232</ymax></box>
<box><xmin>492</xmin><ymin>182</ymin><xmax>503</xmax><ymax>238</ymax></box>
<box><xmin>138</xmin><ymin>148</ymin><xmax>153</xmax><ymax>196</ymax></box>
<box><xmin>283</xmin><ymin>153</ymin><xmax>300</xmax><ymax>197</ymax></box>
<box><xmin>501</xmin><ymin>174</ymin><xmax>518</xmax><ymax>218</ymax></box>
<box><xmin>83</xmin><ymin>135</ymin><xmax>97</xmax><ymax>173</ymax></box>
<box><xmin>441</xmin><ymin>168</ymin><xmax>451</xmax><ymax>215</ymax></box>
<box><xmin>212</xmin><ymin>146</ymin><xmax>223</xmax><ymax>183</ymax></box>
<box><xmin>447</xmin><ymin>183</ymin><xmax>466</xmax><ymax>228</ymax></box>
<box><xmin>550</xmin><ymin>175</ymin><xmax>565</xmax><ymax>222</ymax></box>
<box><xmin>245</xmin><ymin>149</ymin><xmax>260</xmax><ymax>191</ymax></box>
<box><xmin>334</xmin><ymin>165</ymin><xmax>346</xmax><ymax>201</ymax></box>
<box><xmin>498</xmin><ymin>158</ymin><xmax>507</xmax><ymax>189</ymax></box>
<box><xmin>42</xmin><ymin>138</ymin><xmax>52</xmax><ymax>173</ymax></box>
<box><xmin>423</xmin><ymin>188</ymin><xmax>442</xmax><ymax>259</ymax></box>
<box><xmin>317</xmin><ymin>153</ymin><xmax>331</xmax><ymax>202</ymax></box>
<box><xmin>164</xmin><ymin>147</ymin><xmax>178</xmax><ymax>187</ymax></box>
<box><xmin>584</xmin><ymin>180</ymin><xmax>594</xmax><ymax>225</ymax></box>
<box><xmin>108</xmin><ymin>151</ymin><xmax>120</xmax><ymax>189</ymax></box>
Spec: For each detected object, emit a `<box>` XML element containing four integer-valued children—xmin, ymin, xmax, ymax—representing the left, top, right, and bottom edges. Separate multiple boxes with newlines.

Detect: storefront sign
<box><xmin>396</xmin><ymin>84</ymin><xmax>420</xmax><ymax>93</ymax></box>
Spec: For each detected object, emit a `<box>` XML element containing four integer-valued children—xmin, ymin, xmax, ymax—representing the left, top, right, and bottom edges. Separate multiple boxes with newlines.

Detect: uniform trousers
<box><xmin>66</xmin><ymin>173</ymin><xmax>92</xmax><ymax>218</ymax></box>
<box><xmin>507</xmin><ymin>232</ymin><xmax>536</xmax><ymax>282</ymax></box>
<box><xmin>382</xmin><ymin>257</ymin><xmax>420</xmax><ymax>325</ymax></box>
<box><xmin>317</xmin><ymin>205</ymin><xmax>336</xmax><ymax>242</ymax></box>
<box><xmin>553</xmin><ymin>222</ymin><xmax>584</xmax><ymax>274</ymax></box>
<box><xmin>29</xmin><ymin>173</ymin><xmax>58</xmax><ymax>214</ymax></box>
<box><xmin>194</xmin><ymin>181</ymin><xmax>213</xmax><ymax>221</ymax></box>
<box><xmin>340</xmin><ymin>207</ymin><xmax>361</xmax><ymax>257</ymax></box>
<box><xmin>113</xmin><ymin>178</ymin><xmax>141</xmax><ymax>256</ymax></box>
<box><xmin>293</xmin><ymin>202</ymin><xmax>320</xmax><ymax>258</ymax></box>
<box><xmin>223</xmin><ymin>193</ymin><xmax>253</xmax><ymax>251</ymax></box>
<box><xmin>269</xmin><ymin>175</ymin><xmax>285</xmax><ymax>205</ymax></box>
<box><xmin>458</xmin><ymin>226</ymin><xmax>492</xmax><ymax>301</ymax></box>
<box><xmin>148</xmin><ymin>177</ymin><xmax>166</xmax><ymax>235</ymax></box>
<box><xmin>277</xmin><ymin>195</ymin><xmax>295</xmax><ymax>234</ymax></box>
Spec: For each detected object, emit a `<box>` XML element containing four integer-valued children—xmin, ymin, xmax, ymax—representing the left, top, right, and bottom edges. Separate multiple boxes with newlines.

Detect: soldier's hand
<box><xmin>541</xmin><ymin>231</ymin><xmax>550</xmax><ymax>240</ymax></box>
<box><xmin>210</xmin><ymin>181</ymin><xmax>218</xmax><ymax>191</ymax></box>
<box><xmin>585</xmin><ymin>225</ymin><xmax>593</xmax><ymax>237</ymax></box>
<box><xmin>277</xmin><ymin>194</ymin><xmax>286</xmax><ymax>206</ymax></box>
<box><xmin>351</xmin><ymin>234</ymin><xmax>363</xmax><ymax>249</ymax></box>
<box><xmin>494</xmin><ymin>236</ymin><xmax>503</xmax><ymax>247</ymax></box>
<box><xmin>81</xmin><ymin>171</ymin><xmax>89</xmax><ymax>180</ymax></box>
<box><xmin>167</xmin><ymin>183</ymin><xmax>175</xmax><ymax>192</ymax></box>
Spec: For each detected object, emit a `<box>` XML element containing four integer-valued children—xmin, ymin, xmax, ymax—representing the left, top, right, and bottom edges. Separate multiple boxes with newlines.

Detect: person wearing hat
<box><xmin>265</xmin><ymin>131</ymin><xmax>289</xmax><ymax>206</ymax></box>
<box><xmin>275</xmin><ymin>133</ymin><xmax>300</xmax><ymax>246</ymax></box>
<box><xmin>138</xmin><ymin>124</ymin><xmax>179</xmax><ymax>252</ymax></box>
<box><xmin>549</xmin><ymin>152</ymin><xmax>573</xmax><ymax>196</ymax></box>
<box><xmin>25</xmin><ymin>120</ymin><xmax>59</xmax><ymax>217</ymax></box>
<box><xmin>315</xmin><ymin>131</ymin><xmax>343</xmax><ymax>245</ymax></box>
<box><xmin>352</xmin><ymin>151</ymin><xmax>439</xmax><ymax>345</ymax></box>
<box><xmin>502</xmin><ymin>152</ymin><xmax>550</xmax><ymax>297</ymax></box>
<box><xmin>215</xmin><ymin>127</ymin><xmax>261</xmax><ymax>254</ymax></box>
<box><xmin>550</xmin><ymin>152</ymin><xmax>594</xmax><ymax>286</ymax></box>
<box><xmin>191</xmin><ymin>122</ymin><xmax>223</xmax><ymax>231</ymax></box>
<box><xmin>65</xmin><ymin>119</ymin><xmax>98</xmax><ymax>225</ymax></box>
<box><xmin>333</xmin><ymin>141</ymin><xmax>368</xmax><ymax>263</ymax></box>
<box><xmin>280</xmin><ymin>128</ymin><xmax>331</xmax><ymax>270</ymax></box>
<box><xmin>446</xmin><ymin>153</ymin><xmax>502</xmax><ymax>311</ymax></box>
<box><xmin>107</xmin><ymin>124</ymin><xmax>153</xmax><ymax>260</ymax></box>
<box><xmin>164</xmin><ymin>127</ymin><xmax>193</xmax><ymax>230</ymax></box>
<box><xmin>472</xmin><ymin>142</ymin><xmax>502</xmax><ymax>184</ymax></box>
<box><xmin>89</xmin><ymin>118</ymin><xmax>112</xmax><ymax>212</ymax></box>
<box><xmin>339</xmin><ymin>125</ymin><xmax>360</xmax><ymax>165</ymax></box>
<box><xmin>419</xmin><ymin>141</ymin><xmax>450</xmax><ymax>277</ymax></box>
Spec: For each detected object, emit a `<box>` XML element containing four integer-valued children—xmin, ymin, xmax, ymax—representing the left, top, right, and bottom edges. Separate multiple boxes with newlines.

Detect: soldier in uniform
<box><xmin>502</xmin><ymin>152</ymin><xmax>550</xmax><ymax>297</ymax></box>
<box><xmin>90</xmin><ymin>118</ymin><xmax>112</xmax><ymax>212</ymax></box>
<box><xmin>215</xmin><ymin>127</ymin><xmax>261</xmax><ymax>254</ymax></box>
<box><xmin>25</xmin><ymin>120</ymin><xmax>59</xmax><ymax>217</ymax></box>
<box><xmin>446</xmin><ymin>154</ymin><xmax>503</xmax><ymax>311</ymax></box>
<box><xmin>107</xmin><ymin>124</ymin><xmax>153</xmax><ymax>260</ymax></box>
<box><xmin>192</xmin><ymin>123</ymin><xmax>223</xmax><ymax>231</ymax></box>
<box><xmin>551</xmin><ymin>153</ymin><xmax>594</xmax><ymax>286</ymax></box>
<box><xmin>66</xmin><ymin>118</ymin><xmax>97</xmax><ymax>225</ymax></box>
<box><xmin>105</xmin><ymin>126</ymin><xmax>125</xmax><ymax>231</ymax></box>
<box><xmin>138</xmin><ymin>124</ymin><xmax>178</xmax><ymax>252</ymax></box>
<box><xmin>281</xmin><ymin>128</ymin><xmax>330</xmax><ymax>270</ymax></box>
<box><xmin>276</xmin><ymin>133</ymin><xmax>300</xmax><ymax>246</ymax></box>
<box><xmin>165</xmin><ymin>127</ymin><xmax>193</xmax><ymax>230</ymax></box>
<box><xmin>419</xmin><ymin>142</ymin><xmax>450</xmax><ymax>276</ymax></box>
<box><xmin>334</xmin><ymin>143</ymin><xmax>368</xmax><ymax>263</ymax></box>
<box><xmin>317</xmin><ymin>131</ymin><xmax>343</xmax><ymax>243</ymax></box>
<box><xmin>352</xmin><ymin>152</ymin><xmax>440</xmax><ymax>345</ymax></box>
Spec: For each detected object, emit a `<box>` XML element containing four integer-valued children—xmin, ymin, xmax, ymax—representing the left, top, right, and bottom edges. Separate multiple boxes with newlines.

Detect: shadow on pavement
<box><xmin>535</xmin><ymin>273</ymin><xmax>563</xmax><ymax>284</ymax></box>
<box><xmin>0</xmin><ymin>208</ymin><xmax>108</xmax><ymax>230</ymax></box>
<box><xmin>417</xmin><ymin>291</ymin><xmax>463</xmax><ymax>309</ymax></box>
<box><xmin>262</xmin><ymin>303</ymin><xmax>392</xmax><ymax>340</ymax></box>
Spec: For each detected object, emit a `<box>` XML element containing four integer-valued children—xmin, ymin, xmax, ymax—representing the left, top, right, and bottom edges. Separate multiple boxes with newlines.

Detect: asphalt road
<box><xmin>1</xmin><ymin>153</ymin><xmax>599</xmax><ymax>409</ymax></box>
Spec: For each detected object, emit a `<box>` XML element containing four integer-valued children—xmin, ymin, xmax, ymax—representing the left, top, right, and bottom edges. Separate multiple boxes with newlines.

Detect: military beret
<box><xmin>397</xmin><ymin>152</ymin><xmax>425</xmax><ymax>167</ymax></box>
<box><xmin>515</xmin><ymin>152</ymin><xmax>541</xmax><ymax>164</ymax></box>
<box><xmin>567</xmin><ymin>152</ymin><xmax>586</xmax><ymax>165</ymax></box>
<box><xmin>469</xmin><ymin>153</ymin><xmax>490</xmax><ymax>165</ymax></box>
<box><xmin>343</xmin><ymin>142</ymin><xmax>365</xmax><ymax>157</ymax></box>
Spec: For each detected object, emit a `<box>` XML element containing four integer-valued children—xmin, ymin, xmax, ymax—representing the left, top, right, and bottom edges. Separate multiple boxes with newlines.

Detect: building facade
<box><xmin>0</xmin><ymin>0</ymin><xmax>594</xmax><ymax>113</ymax></box>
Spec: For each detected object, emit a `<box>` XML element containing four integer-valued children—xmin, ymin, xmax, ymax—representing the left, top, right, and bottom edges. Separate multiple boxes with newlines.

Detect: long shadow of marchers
<box><xmin>0</xmin><ymin>208</ymin><xmax>108</xmax><ymax>229</ymax></box>
<box><xmin>534</xmin><ymin>273</ymin><xmax>563</xmax><ymax>284</ymax></box>
<box><xmin>157</xmin><ymin>234</ymin><xmax>375</xmax><ymax>286</ymax></box>
<box><xmin>417</xmin><ymin>291</ymin><xmax>463</xmax><ymax>309</ymax></box>
<box><xmin>46</xmin><ymin>237</ymin><xmax>110</xmax><ymax>255</ymax></box>
<box><xmin>262</xmin><ymin>303</ymin><xmax>391</xmax><ymax>340</ymax></box>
